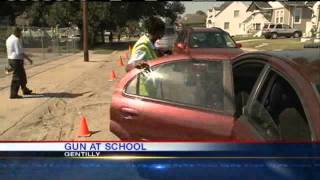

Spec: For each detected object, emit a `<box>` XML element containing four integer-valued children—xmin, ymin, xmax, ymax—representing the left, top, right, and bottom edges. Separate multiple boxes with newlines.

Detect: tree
<box><xmin>20</xmin><ymin>2</ymin><xmax>185</xmax><ymax>47</ymax></box>
<box><xmin>27</xmin><ymin>2</ymin><xmax>54</xmax><ymax>27</ymax></box>
<box><xmin>196</xmin><ymin>10</ymin><xmax>207</xmax><ymax>17</ymax></box>
<box><xmin>0</xmin><ymin>2</ymin><xmax>33</xmax><ymax>25</ymax></box>
<box><xmin>163</xmin><ymin>2</ymin><xmax>185</xmax><ymax>24</ymax></box>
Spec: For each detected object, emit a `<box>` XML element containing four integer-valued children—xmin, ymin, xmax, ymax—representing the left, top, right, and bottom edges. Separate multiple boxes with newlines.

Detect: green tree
<box><xmin>22</xmin><ymin>2</ymin><xmax>185</xmax><ymax>47</ymax></box>
<box><xmin>0</xmin><ymin>2</ymin><xmax>33</xmax><ymax>25</ymax></box>
<box><xmin>196</xmin><ymin>10</ymin><xmax>207</xmax><ymax>17</ymax></box>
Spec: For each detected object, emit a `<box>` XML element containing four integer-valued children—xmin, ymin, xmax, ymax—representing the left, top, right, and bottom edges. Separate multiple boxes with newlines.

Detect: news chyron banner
<box><xmin>0</xmin><ymin>142</ymin><xmax>320</xmax><ymax>179</ymax></box>
<box><xmin>0</xmin><ymin>142</ymin><xmax>320</xmax><ymax>157</ymax></box>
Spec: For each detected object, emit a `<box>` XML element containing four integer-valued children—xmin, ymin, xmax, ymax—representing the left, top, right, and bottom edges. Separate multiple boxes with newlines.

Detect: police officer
<box><xmin>6</xmin><ymin>27</ymin><xmax>33</xmax><ymax>99</ymax></box>
<box><xmin>127</xmin><ymin>16</ymin><xmax>165</xmax><ymax>71</ymax></box>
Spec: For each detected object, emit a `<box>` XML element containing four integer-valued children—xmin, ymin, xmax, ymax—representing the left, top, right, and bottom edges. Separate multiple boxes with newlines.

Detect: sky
<box><xmin>181</xmin><ymin>1</ymin><xmax>223</xmax><ymax>15</ymax></box>
<box><xmin>181</xmin><ymin>1</ymin><xmax>252</xmax><ymax>15</ymax></box>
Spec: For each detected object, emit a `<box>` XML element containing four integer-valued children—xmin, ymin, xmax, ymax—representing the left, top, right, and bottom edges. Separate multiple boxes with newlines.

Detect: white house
<box><xmin>244</xmin><ymin>2</ymin><xmax>273</xmax><ymax>36</ymax></box>
<box><xmin>206</xmin><ymin>7</ymin><xmax>220</xmax><ymax>28</ymax></box>
<box><xmin>213</xmin><ymin>2</ymin><xmax>252</xmax><ymax>36</ymax></box>
<box><xmin>310</xmin><ymin>1</ymin><xmax>320</xmax><ymax>36</ymax></box>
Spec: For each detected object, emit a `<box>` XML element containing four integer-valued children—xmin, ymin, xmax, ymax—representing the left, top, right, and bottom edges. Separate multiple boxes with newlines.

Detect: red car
<box><xmin>110</xmin><ymin>49</ymin><xmax>320</xmax><ymax>142</ymax></box>
<box><xmin>173</xmin><ymin>27</ymin><xmax>243</xmax><ymax>57</ymax></box>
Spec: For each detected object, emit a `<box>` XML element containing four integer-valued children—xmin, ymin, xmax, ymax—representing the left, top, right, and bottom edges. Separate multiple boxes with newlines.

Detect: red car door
<box><xmin>111</xmin><ymin>59</ymin><xmax>236</xmax><ymax>140</ymax></box>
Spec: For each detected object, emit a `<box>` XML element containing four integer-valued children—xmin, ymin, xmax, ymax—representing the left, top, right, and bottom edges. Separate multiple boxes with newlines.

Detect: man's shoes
<box><xmin>10</xmin><ymin>95</ymin><xmax>23</xmax><ymax>99</ymax></box>
<box><xmin>23</xmin><ymin>89</ymin><xmax>33</xmax><ymax>95</ymax></box>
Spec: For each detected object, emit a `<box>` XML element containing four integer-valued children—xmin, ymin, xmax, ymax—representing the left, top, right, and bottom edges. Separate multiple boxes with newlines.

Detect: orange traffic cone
<box><xmin>118</xmin><ymin>56</ymin><xmax>124</xmax><ymax>67</ymax></box>
<box><xmin>109</xmin><ymin>70</ymin><xmax>117</xmax><ymax>81</ymax></box>
<box><xmin>78</xmin><ymin>115</ymin><xmax>91</xmax><ymax>137</ymax></box>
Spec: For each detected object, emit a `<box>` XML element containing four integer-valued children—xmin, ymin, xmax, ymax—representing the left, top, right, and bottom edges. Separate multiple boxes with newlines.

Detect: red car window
<box><xmin>248</xmin><ymin>70</ymin><xmax>311</xmax><ymax>141</ymax></box>
<box><xmin>189</xmin><ymin>32</ymin><xmax>236</xmax><ymax>48</ymax></box>
<box><xmin>125</xmin><ymin>60</ymin><xmax>234</xmax><ymax>114</ymax></box>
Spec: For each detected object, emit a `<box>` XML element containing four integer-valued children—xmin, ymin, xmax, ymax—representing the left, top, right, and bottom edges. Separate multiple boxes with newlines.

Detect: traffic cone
<box><xmin>109</xmin><ymin>70</ymin><xmax>117</xmax><ymax>81</ymax></box>
<box><xmin>118</xmin><ymin>56</ymin><xmax>124</xmax><ymax>67</ymax></box>
<box><xmin>78</xmin><ymin>115</ymin><xmax>91</xmax><ymax>137</ymax></box>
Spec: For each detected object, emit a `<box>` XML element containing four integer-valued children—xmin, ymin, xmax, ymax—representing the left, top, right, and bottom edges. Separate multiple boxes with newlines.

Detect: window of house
<box><xmin>294</xmin><ymin>8</ymin><xmax>302</xmax><ymax>24</ymax></box>
<box><xmin>275</xmin><ymin>10</ymin><xmax>284</xmax><ymax>24</ymax></box>
<box><xmin>255</xmin><ymin>23</ymin><xmax>261</xmax><ymax>30</ymax></box>
<box><xmin>208</xmin><ymin>20</ymin><xmax>212</xmax><ymax>24</ymax></box>
<box><xmin>234</xmin><ymin>10</ymin><xmax>240</xmax><ymax>17</ymax></box>
<box><xmin>224</xmin><ymin>22</ymin><xmax>230</xmax><ymax>29</ymax></box>
<box><xmin>280</xmin><ymin>10</ymin><xmax>284</xmax><ymax>23</ymax></box>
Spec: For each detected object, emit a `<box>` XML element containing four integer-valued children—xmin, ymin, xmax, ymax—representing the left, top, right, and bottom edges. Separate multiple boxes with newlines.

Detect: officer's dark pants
<box><xmin>8</xmin><ymin>59</ymin><xmax>28</xmax><ymax>97</ymax></box>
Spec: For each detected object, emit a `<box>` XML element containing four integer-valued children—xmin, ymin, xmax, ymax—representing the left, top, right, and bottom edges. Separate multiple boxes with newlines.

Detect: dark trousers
<box><xmin>8</xmin><ymin>59</ymin><xmax>28</xmax><ymax>96</ymax></box>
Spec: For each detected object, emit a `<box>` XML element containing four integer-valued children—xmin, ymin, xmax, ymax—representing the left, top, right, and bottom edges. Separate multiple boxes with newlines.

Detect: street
<box><xmin>0</xmin><ymin>50</ymin><xmax>126</xmax><ymax>141</ymax></box>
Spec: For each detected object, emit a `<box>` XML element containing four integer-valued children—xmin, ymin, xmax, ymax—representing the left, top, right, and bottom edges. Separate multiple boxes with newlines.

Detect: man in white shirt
<box><xmin>6</xmin><ymin>27</ymin><xmax>33</xmax><ymax>99</ymax></box>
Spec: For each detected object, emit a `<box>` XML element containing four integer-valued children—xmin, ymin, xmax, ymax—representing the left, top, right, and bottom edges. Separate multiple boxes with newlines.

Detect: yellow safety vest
<box><xmin>131</xmin><ymin>35</ymin><xmax>158</xmax><ymax>61</ymax></box>
<box><xmin>131</xmin><ymin>35</ymin><xmax>158</xmax><ymax>97</ymax></box>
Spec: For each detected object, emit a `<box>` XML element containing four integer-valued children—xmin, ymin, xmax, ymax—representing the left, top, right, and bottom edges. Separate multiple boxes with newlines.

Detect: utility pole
<box><xmin>82</xmin><ymin>0</ymin><xmax>89</xmax><ymax>62</ymax></box>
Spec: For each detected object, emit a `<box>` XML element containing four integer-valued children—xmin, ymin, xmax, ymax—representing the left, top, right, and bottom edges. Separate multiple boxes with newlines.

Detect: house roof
<box><xmin>214</xmin><ymin>2</ymin><xmax>232</xmax><ymax>17</ymax></box>
<box><xmin>242</xmin><ymin>11</ymin><xmax>270</xmax><ymax>24</ymax></box>
<box><xmin>247</xmin><ymin>2</ymin><xmax>272</xmax><ymax>12</ymax></box>
<box><xmin>215</xmin><ymin>2</ymin><xmax>251</xmax><ymax>17</ymax></box>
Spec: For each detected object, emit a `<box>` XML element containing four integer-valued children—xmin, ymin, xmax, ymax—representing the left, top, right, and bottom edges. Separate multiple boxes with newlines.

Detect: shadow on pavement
<box><xmin>89</xmin><ymin>60</ymin><xmax>112</xmax><ymax>63</ymax></box>
<box><xmin>94</xmin><ymin>41</ymin><xmax>137</xmax><ymax>51</ymax></box>
<box><xmin>23</xmin><ymin>91</ymin><xmax>91</xmax><ymax>99</ymax></box>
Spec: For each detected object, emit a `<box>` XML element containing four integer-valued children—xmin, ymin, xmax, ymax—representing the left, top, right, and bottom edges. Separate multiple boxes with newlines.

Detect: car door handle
<box><xmin>120</xmin><ymin>107</ymin><xmax>139</xmax><ymax>120</ymax></box>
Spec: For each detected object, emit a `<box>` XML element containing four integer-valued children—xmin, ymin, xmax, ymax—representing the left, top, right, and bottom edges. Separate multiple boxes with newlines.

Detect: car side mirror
<box><xmin>176</xmin><ymin>43</ymin><xmax>186</xmax><ymax>49</ymax></box>
<box><xmin>236</xmin><ymin>43</ymin><xmax>242</xmax><ymax>48</ymax></box>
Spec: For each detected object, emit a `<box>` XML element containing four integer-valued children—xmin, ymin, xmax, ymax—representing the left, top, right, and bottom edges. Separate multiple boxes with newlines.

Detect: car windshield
<box><xmin>189</xmin><ymin>32</ymin><xmax>236</xmax><ymax>48</ymax></box>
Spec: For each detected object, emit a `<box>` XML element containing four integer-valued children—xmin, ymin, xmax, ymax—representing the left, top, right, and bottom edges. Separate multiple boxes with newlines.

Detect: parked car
<box><xmin>110</xmin><ymin>49</ymin><xmax>320</xmax><ymax>141</ymax></box>
<box><xmin>154</xmin><ymin>26</ymin><xmax>177</xmax><ymax>54</ymax></box>
<box><xmin>262</xmin><ymin>23</ymin><xmax>302</xmax><ymax>39</ymax></box>
<box><xmin>173</xmin><ymin>27</ymin><xmax>243</xmax><ymax>55</ymax></box>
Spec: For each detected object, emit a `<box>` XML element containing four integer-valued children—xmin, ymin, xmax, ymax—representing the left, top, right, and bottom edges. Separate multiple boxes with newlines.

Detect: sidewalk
<box><xmin>0</xmin><ymin>50</ymin><xmax>127</xmax><ymax>141</ymax></box>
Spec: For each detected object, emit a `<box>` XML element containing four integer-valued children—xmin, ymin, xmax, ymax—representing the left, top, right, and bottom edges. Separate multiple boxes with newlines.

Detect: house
<box><xmin>310</xmin><ymin>1</ymin><xmax>320</xmax><ymax>36</ymax></box>
<box><xmin>206</xmin><ymin>7</ymin><xmax>220</xmax><ymax>28</ymax></box>
<box><xmin>181</xmin><ymin>14</ymin><xmax>206</xmax><ymax>28</ymax></box>
<box><xmin>213</xmin><ymin>2</ymin><xmax>252</xmax><ymax>36</ymax></box>
<box><xmin>245</xmin><ymin>2</ymin><xmax>272</xmax><ymax>35</ymax></box>
<box><xmin>15</xmin><ymin>12</ymin><xmax>32</xmax><ymax>27</ymax></box>
<box><xmin>268</xmin><ymin>1</ymin><xmax>314</xmax><ymax>33</ymax></box>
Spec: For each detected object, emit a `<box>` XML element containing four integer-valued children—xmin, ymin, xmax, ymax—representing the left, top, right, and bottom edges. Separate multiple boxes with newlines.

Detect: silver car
<box><xmin>262</xmin><ymin>23</ymin><xmax>302</xmax><ymax>39</ymax></box>
<box><xmin>155</xmin><ymin>26</ymin><xmax>177</xmax><ymax>54</ymax></box>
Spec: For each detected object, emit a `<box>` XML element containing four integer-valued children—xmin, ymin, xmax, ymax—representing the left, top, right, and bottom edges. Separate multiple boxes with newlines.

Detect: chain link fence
<box><xmin>0</xmin><ymin>26</ymin><xmax>81</xmax><ymax>78</ymax></box>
